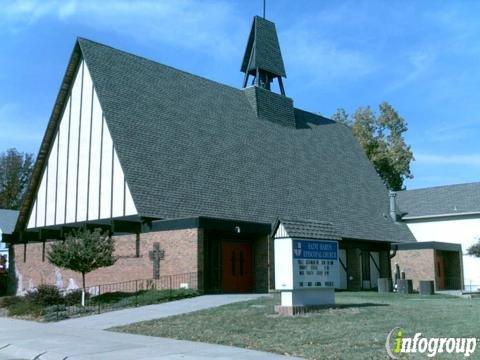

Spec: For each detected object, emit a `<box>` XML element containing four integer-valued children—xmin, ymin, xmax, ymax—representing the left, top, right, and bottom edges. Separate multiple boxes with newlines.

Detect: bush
<box><xmin>0</xmin><ymin>295</ymin><xmax>25</xmax><ymax>308</ymax></box>
<box><xmin>91</xmin><ymin>291</ymin><xmax>133</xmax><ymax>304</ymax></box>
<box><xmin>43</xmin><ymin>304</ymin><xmax>69</xmax><ymax>322</ymax></box>
<box><xmin>44</xmin><ymin>310</ymin><xmax>69</xmax><ymax>322</ymax></box>
<box><xmin>64</xmin><ymin>289</ymin><xmax>90</xmax><ymax>306</ymax></box>
<box><xmin>7</xmin><ymin>297</ymin><xmax>44</xmax><ymax>317</ymax></box>
<box><xmin>25</xmin><ymin>284</ymin><xmax>64</xmax><ymax>306</ymax></box>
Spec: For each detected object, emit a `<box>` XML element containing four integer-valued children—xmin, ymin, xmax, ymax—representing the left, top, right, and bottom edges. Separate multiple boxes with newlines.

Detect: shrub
<box><xmin>7</xmin><ymin>297</ymin><xmax>44</xmax><ymax>317</ymax></box>
<box><xmin>25</xmin><ymin>284</ymin><xmax>64</xmax><ymax>306</ymax></box>
<box><xmin>44</xmin><ymin>310</ymin><xmax>69</xmax><ymax>322</ymax></box>
<box><xmin>0</xmin><ymin>295</ymin><xmax>25</xmax><ymax>308</ymax></box>
<box><xmin>91</xmin><ymin>291</ymin><xmax>133</xmax><ymax>304</ymax></box>
<box><xmin>43</xmin><ymin>304</ymin><xmax>69</xmax><ymax>321</ymax></box>
<box><xmin>64</xmin><ymin>289</ymin><xmax>90</xmax><ymax>306</ymax></box>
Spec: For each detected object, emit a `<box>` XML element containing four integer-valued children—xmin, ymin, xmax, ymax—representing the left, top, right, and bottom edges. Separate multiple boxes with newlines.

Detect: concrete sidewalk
<box><xmin>57</xmin><ymin>294</ymin><xmax>264</xmax><ymax>330</ymax></box>
<box><xmin>0</xmin><ymin>294</ymin><xmax>299</xmax><ymax>359</ymax></box>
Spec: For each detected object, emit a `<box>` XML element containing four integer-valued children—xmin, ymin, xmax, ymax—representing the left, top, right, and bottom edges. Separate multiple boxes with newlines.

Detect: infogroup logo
<box><xmin>385</xmin><ymin>327</ymin><xmax>477</xmax><ymax>358</ymax></box>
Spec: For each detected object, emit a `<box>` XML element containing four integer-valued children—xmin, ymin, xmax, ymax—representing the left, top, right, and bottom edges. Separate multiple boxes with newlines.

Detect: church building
<box><xmin>6</xmin><ymin>16</ymin><xmax>417</xmax><ymax>294</ymax></box>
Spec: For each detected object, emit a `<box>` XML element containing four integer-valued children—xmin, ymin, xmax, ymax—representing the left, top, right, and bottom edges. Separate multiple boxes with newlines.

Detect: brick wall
<box><xmin>391</xmin><ymin>249</ymin><xmax>435</xmax><ymax>291</ymax></box>
<box><xmin>13</xmin><ymin>228</ymin><xmax>200</xmax><ymax>295</ymax></box>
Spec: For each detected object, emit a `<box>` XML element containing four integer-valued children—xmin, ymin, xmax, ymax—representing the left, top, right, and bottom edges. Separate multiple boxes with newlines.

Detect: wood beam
<box><xmin>39</xmin><ymin>229</ymin><xmax>62</xmax><ymax>241</ymax></box>
<box><xmin>111</xmin><ymin>220</ymin><xmax>142</xmax><ymax>234</ymax></box>
<box><xmin>60</xmin><ymin>226</ymin><xmax>77</xmax><ymax>239</ymax></box>
<box><xmin>85</xmin><ymin>223</ymin><xmax>112</xmax><ymax>234</ymax></box>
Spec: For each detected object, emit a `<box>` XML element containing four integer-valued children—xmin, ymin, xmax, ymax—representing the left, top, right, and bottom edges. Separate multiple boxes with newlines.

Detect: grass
<box><xmin>112</xmin><ymin>292</ymin><xmax>480</xmax><ymax>359</ymax></box>
<box><xmin>0</xmin><ymin>288</ymin><xmax>199</xmax><ymax>321</ymax></box>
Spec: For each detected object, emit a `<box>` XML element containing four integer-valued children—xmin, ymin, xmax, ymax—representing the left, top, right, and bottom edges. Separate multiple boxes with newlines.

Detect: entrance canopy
<box><xmin>4</xmin><ymin>216</ymin><xmax>271</xmax><ymax>244</ymax></box>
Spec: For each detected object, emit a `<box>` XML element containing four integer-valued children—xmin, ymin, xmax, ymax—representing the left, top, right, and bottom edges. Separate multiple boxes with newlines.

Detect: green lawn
<box><xmin>112</xmin><ymin>292</ymin><xmax>480</xmax><ymax>359</ymax></box>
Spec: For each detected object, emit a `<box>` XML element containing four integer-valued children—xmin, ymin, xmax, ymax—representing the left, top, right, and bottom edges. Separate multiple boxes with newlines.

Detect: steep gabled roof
<box><xmin>18</xmin><ymin>38</ymin><xmax>415</xmax><ymax>243</ymax></box>
<box><xmin>272</xmin><ymin>218</ymin><xmax>342</xmax><ymax>241</ymax></box>
<box><xmin>398</xmin><ymin>182</ymin><xmax>480</xmax><ymax>219</ymax></box>
<box><xmin>0</xmin><ymin>209</ymin><xmax>19</xmax><ymax>235</ymax></box>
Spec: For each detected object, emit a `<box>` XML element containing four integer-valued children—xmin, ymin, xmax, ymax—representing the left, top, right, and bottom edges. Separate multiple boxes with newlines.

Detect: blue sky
<box><xmin>1</xmin><ymin>0</ymin><xmax>479</xmax><ymax>190</ymax></box>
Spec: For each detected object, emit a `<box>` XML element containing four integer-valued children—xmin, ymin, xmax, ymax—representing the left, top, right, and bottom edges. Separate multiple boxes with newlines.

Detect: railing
<box><xmin>463</xmin><ymin>280</ymin><xmax>480</xmax><ymax>294</ymax></box>
<box><xmin>94</xmin><ymin>272</ymin><xmax>199</xmax><ymax>295</ymax></box>
<box><xmin>45</xmin><ymin>272</ymin><xmax>199</xmax><ymax>321</ymax></box>
<box><xmin>440</xmin><ymin>277</ymin><xmax>463</xmax><ymax>291</ymax></box>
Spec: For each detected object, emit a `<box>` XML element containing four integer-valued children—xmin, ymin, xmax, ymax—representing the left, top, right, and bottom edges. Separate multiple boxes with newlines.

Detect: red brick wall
<box><xmin>391</xmin><ymin>249</ymin><xmax>435</xmax><ymax>291</ymax></box>
<box><xmin>13</xmin><ymin>228</ymin><xmax>200</xmax><ymax>294</ymax></box>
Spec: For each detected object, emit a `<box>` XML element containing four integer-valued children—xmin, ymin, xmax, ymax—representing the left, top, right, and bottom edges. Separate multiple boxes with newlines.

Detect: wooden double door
<box><xmin>436</xmin><ymin>252</ymin><xmax>446</xmax><ymax>289</ymax></box>
<box><xmin>221</xmin><ymin>241</ymin><xmax>253</xmax><ymax>293</ymax></box>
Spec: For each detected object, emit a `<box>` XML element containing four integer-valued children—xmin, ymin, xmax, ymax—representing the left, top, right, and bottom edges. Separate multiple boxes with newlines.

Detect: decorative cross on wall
<box><xmin>149</xmin><ymin>242</ymin><xmax>165</xmax><ymax>279</ymax></box>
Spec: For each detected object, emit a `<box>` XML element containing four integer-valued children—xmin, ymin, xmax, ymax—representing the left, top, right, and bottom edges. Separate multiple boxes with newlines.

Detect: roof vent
<box><xmin>389</xmin><ymin>191</ymin><xmax>398</xmax><ymax>222</ymax></box>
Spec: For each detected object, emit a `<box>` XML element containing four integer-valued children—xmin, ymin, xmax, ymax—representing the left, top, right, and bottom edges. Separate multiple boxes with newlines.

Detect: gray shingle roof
<box><xmin>240</xmin><ymin>16</ymin><xmax>286</xmax><ymax>77</ymax></box>
<box><xmin>397</xmin><ymin>182</ymin><xmax>480</xmax><ymax>219</ymax></box>
<box><xmin>73</xmin><ymin>38</ymin><xmax>414</xmax><ymax>243</ymax></box>
<box><xmin>273</xmin><ymin>218</ymin><xmax>342</xmax><ymax>240</ymax></box>
<box><xmin>0</xmin><ymin>209</ymin><xmax>19</xmax><ymax>235</ymax></box>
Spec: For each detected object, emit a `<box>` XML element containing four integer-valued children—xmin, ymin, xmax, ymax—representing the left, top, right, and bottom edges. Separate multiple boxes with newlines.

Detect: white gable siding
<box><xmin>27</xmin><ymin>59</ymin><xmax>138</xmax><ymax>229</ymax></box>
<box><xmin>77</xmin><ymin>62</ymin><xmax>93</xmax><ymax>222</ymax></box>
<box><xmin>112</xmin><ymin>152</ymin><xmax>125</xmax><ymax>218</ymax></box>
<box><xmin>45</xmin><ymin>136</ymin><xmax>58</xmax><ymax>226</ymax></box>
<box><xmin>406</xmin><ymin>218</ymin><xmax>480</xmax><ymax>290</ymax></box>
<box><xmin>65</xmin><ymin>62</ymin><xmax>82</xmax><ymax>224</ymax></box>
<box><xmin>274</xmin><ymin>223</ymin><xmax>289</xmax><ymax>238</ymax></box>
<box><xmin>100</xmin><ymin>117</ymin><xmax>113</xmax><ymax>219</ymax></box>
<box><xmin>55</xmin><ymin>98</ymin><xmax>70</xmax><ymax>224</ymax></box>
<box><xmin>87</xmin><ymin>93</ymin><xmax>102</xmax><ymax>220</ymax></box>
<box><xmin>27</xmin><ymin>201</ymin><xmax>37</xmax><ymax>229</ymax></box>
<box><xmin>36</xmin><ymin>168</ymin><xmax>47</xmax><ymax>227</ymax></box>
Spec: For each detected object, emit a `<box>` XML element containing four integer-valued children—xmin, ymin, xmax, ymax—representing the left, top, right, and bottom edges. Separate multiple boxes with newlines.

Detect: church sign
<box><xmin>273</xmin><ymin>219</ymin><xmax>340</xmax><ymax>311</ymax></box>
<box><xmin>292</xmin><ymin>240</ymin><xmax>339</xmax><ymax>289</ymax></box>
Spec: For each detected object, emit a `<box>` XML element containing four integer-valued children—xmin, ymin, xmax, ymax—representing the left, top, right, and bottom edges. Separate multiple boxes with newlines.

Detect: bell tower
<box><xmin>241</xmin><ymin>16</ymin><xmax>287</xmax><ymax>95</ymax></box>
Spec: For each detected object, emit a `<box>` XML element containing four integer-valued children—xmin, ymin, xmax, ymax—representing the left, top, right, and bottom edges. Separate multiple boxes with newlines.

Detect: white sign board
<box><xmin>292</xmin><ymin>239</ymin><xmax>339</xmax><ymax>289</ymax></box>
<box><xmin>274</xmin><ymin>237</ymin><xmax>339</xmax><ymax>307</ymax></box>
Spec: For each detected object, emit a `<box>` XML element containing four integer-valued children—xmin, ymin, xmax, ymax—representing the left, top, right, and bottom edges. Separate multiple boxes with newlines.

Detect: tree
<box><xmin>0</xmin><ymin>148</ymin><xmax>34</xmax><ymax>210</ymax></box>
<box><xmin>47</xmin><ymin>228</ymin><xmax>116</xmax><ymax>296</ymax></box>
<box><xmin>467</xmin><ymin>240</ymin><xmax>480</xmax><ymax>258</ymax></box>
<box><xmin>331</xmin><ymin>102</ymin><xmax>414</xmax><ymax>191</ymax></box>
<box><xmin>331</xmin><ymin>107</ymin><xmax>352</xmax><ymax>127</ymax></box>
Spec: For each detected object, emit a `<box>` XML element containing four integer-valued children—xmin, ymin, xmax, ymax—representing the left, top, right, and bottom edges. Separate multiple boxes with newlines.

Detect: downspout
<box><xmin>389</xmin><ymin>191</ymin><xmax>398</xmax><ymax>222</ymax></box>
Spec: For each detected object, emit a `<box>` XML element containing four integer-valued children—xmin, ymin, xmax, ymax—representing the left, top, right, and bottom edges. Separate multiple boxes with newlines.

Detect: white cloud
<box><xmin>415</xmin><ymin>153</ymin><xmax>480</xmax><ymax>166</ymax></box>
<box><xmin>385</xmin><ymin>50</ymin><xmax>435</xmax><ymax>92</ymax></box>
<box><xmin>1</xmin><ymin>0</ymin><xmax>75</xmax><ymax>26</ymax></box>
<box><xmin>281</xmin><ymin>27</ymin><xmax>376</xmax><ymax>86</ymax></box>
<box><xmin>423</xmin><ymin>119</ymin><xmax>480</xmax><ymax>143</ymax></box>
<box><xmin>0</xmin><ymin>0</ymin><xmax>245</xmax><ymax>58</ymax></box>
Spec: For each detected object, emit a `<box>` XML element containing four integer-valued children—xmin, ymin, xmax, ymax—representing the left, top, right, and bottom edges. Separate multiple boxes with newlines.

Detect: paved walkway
<box><xmin>57</xmin><ymin>294</ymin><xmax>264</xmax><ymax>330</ymax></box>
<box><xmin>0</xmin><ymin>294</ymin><xmax>298</xmax><ymax>359</ymax></box>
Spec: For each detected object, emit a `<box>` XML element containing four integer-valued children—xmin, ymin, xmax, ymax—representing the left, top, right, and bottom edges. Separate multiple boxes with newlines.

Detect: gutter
<box><xmin>402</xmin><ymin>211</ymin><xmax>480</xmax><ymax>221</ymax></box>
